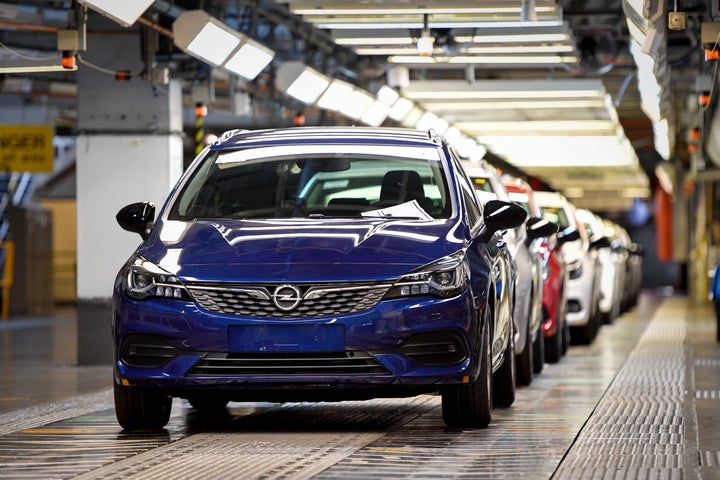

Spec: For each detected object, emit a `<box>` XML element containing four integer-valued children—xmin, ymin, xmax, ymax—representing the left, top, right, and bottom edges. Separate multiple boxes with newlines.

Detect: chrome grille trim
<box><xmin>186</xmin><ymin>282</ymin><xmax>392</xmax><ymax>318</ymax></box>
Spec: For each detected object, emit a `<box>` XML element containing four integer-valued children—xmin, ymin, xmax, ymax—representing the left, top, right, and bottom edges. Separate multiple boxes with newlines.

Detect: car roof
<box><xmin>212</xmin><ymin>127</ymin><xmax>443</xmax><ymax>150</ymax></box>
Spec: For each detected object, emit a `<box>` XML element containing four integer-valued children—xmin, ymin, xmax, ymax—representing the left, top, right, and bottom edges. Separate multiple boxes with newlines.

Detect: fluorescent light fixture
<box><xmin>174</xmin><ymin>10</ymin><xmax>275</xmax><ymax>80</ymax></box>
<box><xmin>77</xmin><ymin>0</ymin><xmax>154</xmax><ymax>27</ymax></box>
<box><xmin>403</xmin><ymin>79</ymin><xmax>608</xmax><ymax>100</ymax></box>
<box><xmin>626</xmin><ymin>18</ymin><xmax>648</xmax><ymax>46</ymax></box>
<box><xmin>291</xmin><ymin>4</ymin><xmax>558</xmax><ymax>16</ymax></box>
<box><xmin>336</xmin><ymin>37</ymin><xmax>414</xmax><ymax>46</ymax></box>
<box><xmin>417</xmin><ymin>35</ymin><xmax>435</xmax><ymax>57</ymax></box>
<box><xmin>339</xmin><ymin>89</ymin><xmax>375</xmax><ymax>119</ymax></box>
<box><xmin>388</xmin><ymin>55</ymin><xmax>577</xmax><ymax>65</ymax></box>
<box><xmin>464</xmin><ymin>45</ymin><xmax>574</xmax><ymax>54</ymax></box>
<box><xmin>563</xmin><ymin>188</ymin><xmax>585</xmax><ymax>198</ymax></box>
<box><xmin>455</xmin><ymin>139</ymin><xmax>488</xmax><ymax>163</ymax></box>
<box><xmin>388</xmin><ymin>97</ymin><xmax>414</xmax><ymax>121</ymax></box>
<box><xmin>276</xmin><ymin>62</ymin><xmax>330</xmax><ymax>105</ymax></box>
<box><xmin>432</xmin><ymin>117</ymin><xmax>450</xmax><ymax>135</ymax></box>
<box><xmin>315</xmin><ymin>20</ymin><xmax>563</xmax><ymax>30</ymax></box>
<box><xmin>622</xmin><ymin>187</ymin><xmax>651</xmax><ymax>198</ymax></box>
<box><xmin>357</xmin><ymin>45</ymin><xmax>575</xmax><ymax>56</ymax></box>
<box><xmin>443</xmin><ymin>126</ymin><xmax>462</xmax><ymax>143</ymax></box>
<box><xmin>401</xmin><ymin>106</ymin><xmax>424</xmax><ymax>128</ymax></box>
<box><xmin>362</xmin><ymin>100</ymin><xmax>391</xmax><ymax>126</ymax></box>
<box><xmin>477</xmin><ymin>135</ymin><xmax>639</xmax><ymax>168</ymax></box>
<box><xmin>457</xmin><ymin>120</ymin><xmax>619</xmax><ymax>136</ymax></box>
<box><xmin>223</xmin><ymin>40</ymin><xmax>274</xmax><ymax>80</ymax></box>
<box><xmin>377</xmin><ymin>86</ymin><xmax>400</xmax><ymax>106</ymax></box>
<box><xmin>174</xmin><ymin>11</ymin><xmax>241</xmax><ymax>66</ymax></box>
<box><xmin>289</xmin><ymin>71</ymin><xmax>330</xmax><ymax>104</ymax></box>
<box><xmin>317</xmin><ymin>79</ymin><xmax>356</xmax><ymax>111</ymax></box>
<box><xmin>419</xmin><ymin>99</ymin><xmax>608</xmax><ymax>111</ymax></box>
<box><xmin>625</xmin><ymin>0</ymin><xmax>644</xmax><ymax>16</ymax></box>
<box><xmin>416</xmin><ymin>111</ymin><xmax>438</xmax><ymax>131</ymax></box>
<box><xmin>0</xmin><ymin>64</ymin><xmax>78</xmax><ymax>73</ymax></box>
<box><xmin>653</xmin><ymin>118</ymin><xmax>672</xmax><ymax>160</ymax></box>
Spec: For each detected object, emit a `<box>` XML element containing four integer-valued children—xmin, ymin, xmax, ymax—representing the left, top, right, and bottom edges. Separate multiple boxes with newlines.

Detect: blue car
<box><xmin>113</xmin><ymin>127</ymin><xmax>526</xmax><ymax>430</ymax></box>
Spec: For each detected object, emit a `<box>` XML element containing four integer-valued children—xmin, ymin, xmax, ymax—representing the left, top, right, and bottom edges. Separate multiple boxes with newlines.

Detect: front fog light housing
<box><xmin>386</xmin><ymin>251</ymin><xmax>470</xmax><ymax>299</ymax></box>
<box><xmin>122</xmin><ymin>255</ymin><xmax>192</xmax><ymax>301</ymax></box>
<box><xmin>568</xmin><ymin>258</ymin><xmax>583</xmax><ymax>280</ymax></box>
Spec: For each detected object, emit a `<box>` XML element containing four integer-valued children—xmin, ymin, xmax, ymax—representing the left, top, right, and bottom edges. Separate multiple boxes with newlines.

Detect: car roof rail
<box><xmin>427</xmin><ymin>128</ymin><xmax>440</xmax><ymax>144</ymax></box>
<box><xmin>217</xmin><ymin>129</ymin><xmax>249</xmax><ymax>144</ymax></box>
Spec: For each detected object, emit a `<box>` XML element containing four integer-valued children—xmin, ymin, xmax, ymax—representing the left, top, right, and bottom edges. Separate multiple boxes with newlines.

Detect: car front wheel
<box><xmin>493</xmin><ymin>319</ymin><xmax>516</xmax><ymax>408</ymax></box>
<box><xmin>441</xmin><ymin>314</ymin><xmax>493</xmax><ymax>428</ymax></box>
<box><xmin>114</xmin><ymin>379</ymin><xmax>172</xmax><ymax>431</ymax></box>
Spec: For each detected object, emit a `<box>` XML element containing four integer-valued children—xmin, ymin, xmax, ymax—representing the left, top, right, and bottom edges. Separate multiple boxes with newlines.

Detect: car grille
<box><xmin>186</xmin><ymin>282</ymin><xmax>391</xmax><ymax>318</ymax></box>
<box><xmin>187</xmin><ymin>351</ymin><xmax>389</xmax><ymax>376</ymax></box>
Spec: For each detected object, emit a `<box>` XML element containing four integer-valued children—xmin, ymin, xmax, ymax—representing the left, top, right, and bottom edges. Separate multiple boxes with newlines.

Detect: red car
<box><xmin>503</xmin><ymin>179</ymin><xmax>574</xmax><ymax>363</ymax></box>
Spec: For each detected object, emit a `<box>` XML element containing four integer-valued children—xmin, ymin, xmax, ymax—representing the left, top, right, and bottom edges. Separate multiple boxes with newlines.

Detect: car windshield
<box><xmin>541</xmin><ymin>206</ymin><xmax>570</xmax><ymax>228</ymax></box>
<box><xmin>508</xmin><ymin>192</ymin><xmax>531</xmax><ymax>216</ymax></box>
<box><xmin>168</xmin><ymin>144</ymin><xmax>451</xmax><ymax>221</ymax></box>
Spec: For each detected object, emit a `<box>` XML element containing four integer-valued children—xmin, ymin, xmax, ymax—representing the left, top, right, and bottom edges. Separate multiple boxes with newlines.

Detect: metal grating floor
<box><xmin>2</xmin><ymin>294</ymin><xmax>720</xmax><ymax>479</ymax></box>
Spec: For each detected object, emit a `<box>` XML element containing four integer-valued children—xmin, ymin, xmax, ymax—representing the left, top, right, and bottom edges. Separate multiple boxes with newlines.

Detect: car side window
<box><xmin>450</xmin><ymin>156</ymin><xmax>481</xmax><ymax>227</ymax></box>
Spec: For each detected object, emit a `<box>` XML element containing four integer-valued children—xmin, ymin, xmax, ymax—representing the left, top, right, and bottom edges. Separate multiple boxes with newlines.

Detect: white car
<box><xmin>576</xmin><ymin>209</ymin><xmax>617</xmax><ymax>324</ymax></box>
<box><xmin>465</xmin><ymin>163</ymin><xmax>555</xmax><ymax>385</ymax></box>
<box><xmin>534</xmin><ymin>192</ymin><xmax>602</xmax><ymax>344</ymax></box>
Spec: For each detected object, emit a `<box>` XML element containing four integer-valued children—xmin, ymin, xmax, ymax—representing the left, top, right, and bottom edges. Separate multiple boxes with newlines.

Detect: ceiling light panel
<box><xmin>174</xmin><ymin>11</ymin><xmax>241</xmax><ymax>66</ymax></box>
<box><xmin>77</xmin><ymin>0</ymin><xmax>154</xmax><ymax>27</ymax></box>
<box><xmin>276</xmin><ymin>62</ymin><xmax>330</xmax><ymax>104</ymax></box>
<box><xmin>173</xmin><ymin>10</ymin><xmax>275</xmax><ymax>80</ymax></box>
<box><xmin>477</xmin><ymin>135</ymin><xmax>639</xmax><ymax>168</ymax></box>
<box><xmin>289</xmin><ymin>1</ymin><xmax>561</xmax><ymax>27</ymax></box>
<box><xmin>223</xmin><ymin>41</ymin><xmax>275</xmax><ymax>80</ymax></box>
<box><xmin>403</xmin><ymin>79</ymin><xmax>608</xmax><ymax>100</ymax></box>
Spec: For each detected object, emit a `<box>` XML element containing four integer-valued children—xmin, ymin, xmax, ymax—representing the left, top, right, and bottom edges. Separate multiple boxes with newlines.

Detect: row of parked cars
<box><xmin>112</xmin><ymin>127</ymin><xmax>643</xmax><ymax>431</ymax></box>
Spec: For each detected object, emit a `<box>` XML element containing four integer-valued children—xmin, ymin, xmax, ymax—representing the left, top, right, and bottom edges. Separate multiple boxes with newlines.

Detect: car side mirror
<box><xmin>116</xmin><ymin>202</ymin><xmax>155</xmax><ymax>241</ymax></box>
<box><xmin>629</xmin><ymin>243</ymin><xmax>645</xmax><ymax>257</ymax></box>
<box><xmin>556</xmin><ymin>226</ymin><xmax>580</xmax><ymax>245</ymax></box>
<box><xmin>481</xmin><ymin>200</ymin><xmax>527</xmax><ymax>241</ymax></box>
<box><xmin>589</xmin><ymin>236</ymin><xmax>611</xmax><ymax>250</ymax></box>
<box><xmin>526</xmin><ymin>217</ymin><xmax>558</xmax><ymax>243</ymax></box>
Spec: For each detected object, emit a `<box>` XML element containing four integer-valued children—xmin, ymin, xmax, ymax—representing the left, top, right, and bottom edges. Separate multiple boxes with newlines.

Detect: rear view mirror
<box><xmin>526</xmin><ymin>217</ymin><xmax>558</xmax><ymax>242</ymax></box>
<box><xmin>298</xmin><ymin>157</ymin><xmax>351</xmax><ymax>172</ymax></box>
<box><xmin>590</xmin><ymin>236</ymin><xmax>611</xmax><ymax>250</ymax></box>
<box><xmin>556</xmin><ymin>226</ymin><xmax>580</xmax><ymax>245</ymax></box>
<box><xmin>481</xmin><ymin>200</ymin><xmax>527</xmax><ymax>241</ymax></box>
<box><xmin>117</xmin><ymin>202</ymin><xmax>155</xmax><ymax>240</ymax></box>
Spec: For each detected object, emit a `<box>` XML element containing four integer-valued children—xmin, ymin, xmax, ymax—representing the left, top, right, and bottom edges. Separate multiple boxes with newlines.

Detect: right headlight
<box><xmin>121</xmin><ymin>254</ymin><xmax>192</xmax><ymax>301</ymax></box>
<box><xmin>384</xmin><ymin>251</ymin><xmax>470</xmax><ymax>300</ymax></box>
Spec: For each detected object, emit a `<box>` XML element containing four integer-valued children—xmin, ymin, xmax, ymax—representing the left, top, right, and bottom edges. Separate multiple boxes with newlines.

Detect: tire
<box><xmin>561</xmin><ymin>315</ymin><xmax>570</xmax><ymax>355</ymax></box>
<box><xmin>114</xmin><ymin>380</ymin><xmax>172</xmax><ymax>431</ymax></box>
<box><xmin>442</xmin><ymin>316</ymin><xmax>493</xmax><ymax>428</ymax></box>
<box><xmin>515</xmin><ymin>317</ymin><xmax>533</xmax><ymax>387</ymax></box>
<box><xmin>493</xmin><ymin>320</ymin><xmax>516</xmax><ymax>408</ymax></box>
<box><xmin>545</xmin><ymin>325</ymin><xmax>562</xmax><ymax>363</ymax></box>
<box><xmin>570</xmin><ymin>322</ymin><xmax>595</xmax><ymax>345</ymax></box>
<box><xmin>532</xmin><ymin>323</ymin><xmax>544</xmax><ymax>374</ymax></box>
<box><xmin>545</xmin><ymin>303</ymin><xmax>563</xmax><ymax>364</ymax></box>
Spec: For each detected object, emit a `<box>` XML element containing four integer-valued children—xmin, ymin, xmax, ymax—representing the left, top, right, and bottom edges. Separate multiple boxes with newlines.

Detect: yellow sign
<box><xmin>0</xmin><ymin>125</ymin><xmax>54</xmax><ymax>172</ymax></box>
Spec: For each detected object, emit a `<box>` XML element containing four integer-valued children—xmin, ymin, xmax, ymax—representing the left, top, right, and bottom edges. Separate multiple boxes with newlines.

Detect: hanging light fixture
<box><xmin>416</xmin><ymin>14</ymin><xmax>434</xmax><ymax>56</ymax></box>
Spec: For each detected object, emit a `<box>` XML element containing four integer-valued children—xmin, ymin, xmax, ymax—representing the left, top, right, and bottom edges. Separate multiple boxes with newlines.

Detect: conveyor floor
<box><xmin>0</xmin><ymin>292</ymin><xmax>718</xmax><ymax>479</ymax></box>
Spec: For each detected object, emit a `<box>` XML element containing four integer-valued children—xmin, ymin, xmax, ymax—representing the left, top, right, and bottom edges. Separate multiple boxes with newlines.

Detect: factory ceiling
<box><xmin>0</xmin><ymin>0</ymin><xmax>717</xmax><ymax>212</ymax></box>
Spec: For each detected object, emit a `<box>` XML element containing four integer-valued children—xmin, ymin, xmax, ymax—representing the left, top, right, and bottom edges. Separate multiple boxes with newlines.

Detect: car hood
<box><xmin>137</xmin><ymin>218</ymin><xmax>467</xmax><ymax>282</ymax></box>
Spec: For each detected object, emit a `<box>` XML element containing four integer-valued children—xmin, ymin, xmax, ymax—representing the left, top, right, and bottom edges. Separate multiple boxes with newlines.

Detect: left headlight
<box><xmin>385</xmin><ymin>251</ymin><xmax>470</xmax><ymax>299</ymax></box>
<box><xmin>122</xmin><ymin>254</ymin><xmax>192</xmax><ymax>301</ymax></box>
